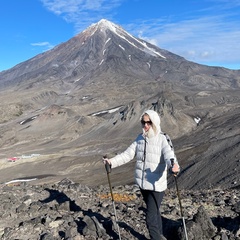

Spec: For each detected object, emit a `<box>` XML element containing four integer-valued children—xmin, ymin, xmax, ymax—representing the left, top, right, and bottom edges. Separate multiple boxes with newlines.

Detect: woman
<box><xmin>103</xmin><ymin>109</ymin><xmax>180</xmax><ymax>240</ymax></box>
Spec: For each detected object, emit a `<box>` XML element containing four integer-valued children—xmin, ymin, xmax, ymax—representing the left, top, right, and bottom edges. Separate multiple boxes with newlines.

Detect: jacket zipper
<box><xmin>141</xmin><ymin>137</ymin><xmax>147</xmax><ymax>188</ymax></box>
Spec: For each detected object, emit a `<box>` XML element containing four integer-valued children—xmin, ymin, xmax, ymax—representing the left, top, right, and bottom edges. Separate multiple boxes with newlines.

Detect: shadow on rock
<box><xmin>212</xmin><ymin>215</ymin><xmax>240</xmax><ymax>233</ymax></box>
<box><xmin>119</xmin><ymin>221</ymin><xmax>149</xmax><ymax>240</ymax></box>
<box><xmin>40</xmin><ymin>188</ymin><xmax>122</xmax><ymax>239</ymax></box>
<box><xmin>40</xmin><ymin>188</ymin><xmax>81</xmax><ymax>211</ymax></box>
<box><xmin>162</xmin><ymin>216</ymin><xmax>181</xmax><ymax>240</ymax></box>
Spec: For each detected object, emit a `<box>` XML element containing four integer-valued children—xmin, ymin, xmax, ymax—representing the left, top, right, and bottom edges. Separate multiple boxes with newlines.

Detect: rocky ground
<box><xmin>0</xmin><ymin>178</ymin><xmax>239</xmax><ymax>240</ymax></box>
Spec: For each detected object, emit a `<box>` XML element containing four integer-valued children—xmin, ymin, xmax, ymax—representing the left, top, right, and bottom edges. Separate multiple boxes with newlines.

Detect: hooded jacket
<box><xmin>110</xmin><ymin>110</ymin><xmax>178</xmax><ymax>192</ymax></box>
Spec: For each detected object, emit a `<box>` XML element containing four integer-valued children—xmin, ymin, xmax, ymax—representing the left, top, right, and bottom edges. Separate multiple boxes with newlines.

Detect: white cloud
<box><xmin>128</xmin><ymin>13</ymin><xmax>240</xmax><ymax>68</ymax></box>
<box><xmin>40</xmin><ymin>0</ymin><xmax>123</xmax><ymax>32</ymax></box>
<box><xmin>31</xmin><ymin>42</ymin><xmax>51</xmax><ymax>46</ymax></box>
<box><xmin>31</xmin><ymin>41</ymin><xmax>54</xmax><ymax>50</ymax></box>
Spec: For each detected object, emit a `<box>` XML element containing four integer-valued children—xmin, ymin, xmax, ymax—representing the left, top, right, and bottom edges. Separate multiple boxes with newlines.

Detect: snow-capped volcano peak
<box><xmin>88</xmin><ymin>19</ymin><xmax>166</xmax><ymax>59</ymax></box>
<box><xmin>96</xmin><ymin>19</ymin><xmax>120</xmax><ymax>30</ymax></box>
<box><xmin>89</xmin><ymin>19</ymin><xmax>125</xmax><ymax>34</ymax></box>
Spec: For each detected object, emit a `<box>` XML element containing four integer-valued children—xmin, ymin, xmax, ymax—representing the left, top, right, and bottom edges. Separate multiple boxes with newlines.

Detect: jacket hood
<box><xmin>141</xmin><ymin>110</ymin><xmax>161</xmax><ymax>135</ymax></box>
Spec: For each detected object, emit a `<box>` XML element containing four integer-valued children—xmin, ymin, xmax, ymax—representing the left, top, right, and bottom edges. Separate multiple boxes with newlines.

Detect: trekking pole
<box><xmin>171</xmin><ymin>159</ymin><xmax>188</xmax><ymax>240</ymax></box>
<box><xmin>104</xmin><ymin>156</ymin><xmax>122</xmax><ymax>240</ymax></box>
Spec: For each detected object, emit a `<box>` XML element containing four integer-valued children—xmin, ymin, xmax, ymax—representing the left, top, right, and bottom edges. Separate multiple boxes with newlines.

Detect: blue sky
<box><xmin>0</xmin><ymin>0</ymin><xmax>240</xmax><ymax>72</ymax></box>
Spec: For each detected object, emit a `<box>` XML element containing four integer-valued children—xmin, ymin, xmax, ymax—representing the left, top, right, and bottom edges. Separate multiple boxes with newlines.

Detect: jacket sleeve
<box><xmin>110</xmin><ymin>141</ymin><xmax>137</xmax><ymax>168</ymax></box>
<box><xmin>161</xmin><ymin>133</ymin><xmax>179</xmax><ymax>169</ymax></box>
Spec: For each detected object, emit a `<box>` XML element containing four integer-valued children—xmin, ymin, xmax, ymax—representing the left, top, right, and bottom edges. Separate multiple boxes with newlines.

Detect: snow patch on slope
<box><xmin>91</xmin><ymin>106</ymin><xmax>123</xmax><ymax>116</ymax></box>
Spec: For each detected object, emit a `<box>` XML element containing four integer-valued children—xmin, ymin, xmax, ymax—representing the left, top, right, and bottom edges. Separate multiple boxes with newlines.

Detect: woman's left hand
<box><xmin>172</xmin><ymin>163</ymin><xmax>180</xmax><ymax>175</ymax></box>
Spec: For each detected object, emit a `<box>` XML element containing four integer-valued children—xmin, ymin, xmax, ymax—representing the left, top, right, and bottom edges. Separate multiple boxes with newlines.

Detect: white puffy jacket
<box><xmin>110</xmin><ymin>133</ymin><xmax>177</xmax><ymax>192</ymax></box>
<box><xmin>110</xmin><ymin>110</ymin><xmax>178</xmax><ymax>192</ymax></box>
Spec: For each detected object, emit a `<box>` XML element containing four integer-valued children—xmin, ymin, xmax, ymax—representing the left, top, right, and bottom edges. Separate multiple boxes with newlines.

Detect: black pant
<box><xmin>140</xmin><ymin>189</ymin><xmax>165</xmax><ymax>240</ymax></box>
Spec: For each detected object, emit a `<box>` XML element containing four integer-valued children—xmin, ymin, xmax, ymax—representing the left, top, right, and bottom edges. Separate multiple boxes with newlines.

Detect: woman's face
<box><xmin>141</xmin><ymin>114</ymin><xmax>152</xmax><ymax>132</ymax></box>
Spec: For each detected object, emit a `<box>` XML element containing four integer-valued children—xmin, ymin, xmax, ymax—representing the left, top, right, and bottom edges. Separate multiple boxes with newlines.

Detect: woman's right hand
<box><xmin>102</xmin><ymin>156</ymin><xmax>112</xmax><ymax>173</ymax></box>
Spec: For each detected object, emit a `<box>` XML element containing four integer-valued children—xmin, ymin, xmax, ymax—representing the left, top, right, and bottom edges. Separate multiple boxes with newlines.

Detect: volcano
<box><xmin>0</xmin><ymin>19</ymin><xmax>239</xmax><ymax>190</ymax></box>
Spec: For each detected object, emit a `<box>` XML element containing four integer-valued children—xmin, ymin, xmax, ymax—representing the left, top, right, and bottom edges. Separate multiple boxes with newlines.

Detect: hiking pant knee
<box><xmin>140</xmin><ymin>189</ymin><xmax>165</xmax><ymax>240</ymax></box>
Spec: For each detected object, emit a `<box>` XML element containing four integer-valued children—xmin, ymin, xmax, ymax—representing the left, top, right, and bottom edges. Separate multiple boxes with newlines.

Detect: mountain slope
<box><xmin>0</xmin><ymin>19</ymin><xmax>239</xmax><ymax>190</ymax></box>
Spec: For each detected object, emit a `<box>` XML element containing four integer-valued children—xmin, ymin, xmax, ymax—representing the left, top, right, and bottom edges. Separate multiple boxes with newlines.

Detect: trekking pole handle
<box><xmin>170</xmin><ymin>158</ymin><xmax>178</xmax><ymax>176</ymax></box>
<box><xmin>105</xmin><ymin>161</ymin><xmax>111</xmax><ymax>173</ymax></box>
<box><xmin>103</xmin><ymin>155</ymin><xmax>111</xmax><ymax>173</ymax></box>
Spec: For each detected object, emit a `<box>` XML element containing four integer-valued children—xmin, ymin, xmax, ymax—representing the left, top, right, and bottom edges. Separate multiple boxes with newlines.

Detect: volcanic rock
<box><xmin>0</xmin><ymin>179</ymin><xmax>240</xmax><ymax>240</ymax></box>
